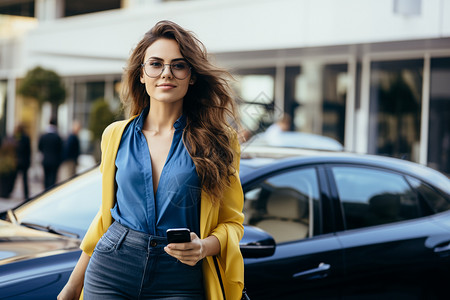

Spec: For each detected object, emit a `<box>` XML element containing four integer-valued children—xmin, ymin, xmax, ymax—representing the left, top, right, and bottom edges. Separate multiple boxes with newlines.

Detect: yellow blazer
<box><xmin>80</xmin><ymin>116</ymin><xmax>245</xmax><ymax>300</ymax></box>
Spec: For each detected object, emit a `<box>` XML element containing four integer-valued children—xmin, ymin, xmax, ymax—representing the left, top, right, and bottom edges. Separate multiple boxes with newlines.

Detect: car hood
<box><xmin>0</xmin><ymin>220</ymin><xmax>80</xmax><ymax>264</ymax></box>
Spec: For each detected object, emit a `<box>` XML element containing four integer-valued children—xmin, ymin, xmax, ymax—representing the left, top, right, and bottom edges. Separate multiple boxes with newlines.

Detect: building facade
<box><xmin>0</xmin><ymin>0</ymin><xmax>449</xmax><ymax>175</ymax></box>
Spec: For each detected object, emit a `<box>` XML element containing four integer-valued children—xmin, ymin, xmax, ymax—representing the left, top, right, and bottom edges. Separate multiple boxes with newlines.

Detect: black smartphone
<box><xmin>166</xmin><ymin>228</ymin><xmax>191</xmax><ymax>243</ymax></box>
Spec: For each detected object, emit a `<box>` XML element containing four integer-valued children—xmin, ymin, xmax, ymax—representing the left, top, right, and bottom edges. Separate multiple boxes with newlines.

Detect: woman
<box><xmin>58</xmin><ymin>20</ymin><xmax>244</xmax><ymax>299</ymax></box>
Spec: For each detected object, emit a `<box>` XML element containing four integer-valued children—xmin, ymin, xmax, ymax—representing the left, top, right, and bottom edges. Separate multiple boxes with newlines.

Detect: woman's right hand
<box><xmin>57</xmin><ymin>283</ymin><xmax>82</xmax><ymax>300</ymax></box>
<box><xmin>57</xmin><ymin>251</ymin><xmax>91</xmax><ymax>300</ymax></box>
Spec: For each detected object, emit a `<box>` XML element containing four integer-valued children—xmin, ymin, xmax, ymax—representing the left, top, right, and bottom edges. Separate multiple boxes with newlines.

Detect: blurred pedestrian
<box><xmin>63</xmin><ymin>120</ymin><xmax>81</xmax><ymax>178</ymax></box>
<box><xmin>58</xmin><ymin>20</ymin><xmax>245</xmax><ymax>300</ymax></box>
<box><xmin>264</xmin><ymin>113</ymin><xmax>291</xmax><ymax>139</ymax></box>
<box><xmin>13</xmin><ymin>123</ymin><xmax>31</xmax><ymax>199</ymax></box>
<box><xmin>38</xmin><ymin>117</ymin><xmax>63</xmax><ymax>189</ymax></box>
<box><xmin>263</xmin><ymin>113</ymin><xmax>293</xmax><ymax>147</ymax></box>
<box><xmin>238</xmin><ymin>128</ymin><xmax>253</xmax><ymax>144</ymax></box>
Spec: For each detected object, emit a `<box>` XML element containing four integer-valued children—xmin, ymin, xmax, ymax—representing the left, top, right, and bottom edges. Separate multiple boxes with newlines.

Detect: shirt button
<box><xmin>150</xmin><ymin>240</ymin><xmax>157</xmax><ymax>247</ymax></box>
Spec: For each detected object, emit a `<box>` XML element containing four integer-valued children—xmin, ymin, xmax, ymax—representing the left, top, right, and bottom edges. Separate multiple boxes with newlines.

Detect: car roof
<box><xmin>242</xmin><ymin>132</ymin><xmax>344</xmax><ymax>151</ymax></box>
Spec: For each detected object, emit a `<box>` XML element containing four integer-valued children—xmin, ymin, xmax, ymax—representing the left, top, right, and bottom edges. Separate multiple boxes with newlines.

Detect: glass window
<box><xmin>73</xmin><ymin>81</ymin><xmax>105</xmax><ymax>154</ymax></box>
<box><xmin>243</xmin><ymin>168</ymin><xmax>320</xmax><ymax>243</ymax></box>
<box><xmin>74</xmin><ymin>81</ymin><xmax>105</xmax><ymax>128</ymax></box>
<box><xmin>0</xmin><ymin>2</ymin><xmax>34</xmax><ymax>17</ymax></box>
<box><xmin>64</xmin><ymin>0</ymin><xmax>121</xmax><ymax>17</ymax></box>
<box><xmin>332</xmin><ymin>166</ymin><xmax>419</xmax><ymax>230</ymax></box>
<box><xmin>232</xmin><ymin>68</ymin><xmax>276</xmax><ymax>135</ymax></box>
<box><xmin>369</xmin><ymin>59</ymin><xmax>423</xmax><ymax>163</ymax></box>
<box><xmin>284</xmin><ymin>66</ymin><xmax>301</xmax><ymax>131</ymax></box>
<box><xmin>407</xmin><ymin>176</ymin><xmax>450</xmax><ymax>214</ymax></box>
<box><xmin>15</xmin><ymin>169</ymin><xmax>101</xmax><ymax>236</ymax></box>
<box><xmin>322</xmin><ymin>64</ymin><xmax>348</xmax><ymax>144</ymax></box>
<box><xmin>428</xmin><ymin>57</ymin><xmax>450</xmax><ymax>176</ymax></box>
<box><xmin>113</xmin><ymin>79</ymin><xmax>123</xmax><ymax>115</ymax></box>
<box><xmin>291</xmin><ymin>63</ymin><xmax>348</xmax><ymax>145</ymax></box>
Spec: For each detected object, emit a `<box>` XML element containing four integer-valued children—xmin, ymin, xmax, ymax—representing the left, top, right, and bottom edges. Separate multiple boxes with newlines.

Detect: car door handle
<box><xmin>292</xmin><ymin>262</ymin><xmax>331</xmax><ymax>279</ymax></box>
<box><xmin>434</xmin><ymin>242</ymin><xmax>450</xmax><ymax>254</ymax></box>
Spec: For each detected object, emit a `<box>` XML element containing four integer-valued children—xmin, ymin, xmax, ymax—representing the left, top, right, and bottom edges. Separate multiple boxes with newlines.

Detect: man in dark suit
<box><xmin>38</xmin><ymin>118</ymin><xmax>63</xmax><ymax>189</ymax></box>
<box><xmin>63</xmin><ymin>120</ymin><xmax>81</xmax><ymax>178</ymax></box>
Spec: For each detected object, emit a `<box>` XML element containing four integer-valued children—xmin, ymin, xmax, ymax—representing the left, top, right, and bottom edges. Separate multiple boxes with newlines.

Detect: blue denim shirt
<box><xmin>111</xmin><ymin>107</ymin><xmax>201</xmax><ymax>237</ymax></box>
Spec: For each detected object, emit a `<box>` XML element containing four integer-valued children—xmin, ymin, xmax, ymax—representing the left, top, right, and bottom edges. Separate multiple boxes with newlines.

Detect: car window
<box><xmin>243</xmin><ymin>167</ymin><xmax>319</xmax><ymax>243</ymax></box>
<box><xmin>14</xmin><ymin>169</ymin><xmax>101</xmax><ymax>235</ymax></box>
<box><xmin>406</xmin><ymin>176</ymin><xmax>450</xmax><ymax>214</ymax></box>
<box><xmin>332</xmin><ymin>166</ymin><xmax>420</xmax><ymax>230</ymax></box>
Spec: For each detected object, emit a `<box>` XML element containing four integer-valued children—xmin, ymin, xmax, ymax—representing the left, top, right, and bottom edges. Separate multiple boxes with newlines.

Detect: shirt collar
<box><xmin>173</xmin><ymin>114</ymin><xmax>187</xmax><ymax>131</ymax></box>
<box><xmin>46</xmin><ymin>124</ymin><xmax>58</xmax><ymax>133</ymax></box>
<box><xmin>135</xmin><ymin>106</ymin><xmax>186</xmax><ymax>132</ymax></box>
<box><xmin>135</xmin><ymin>106</ymin><xmax>149</xmax><ymax>132</ymax></box>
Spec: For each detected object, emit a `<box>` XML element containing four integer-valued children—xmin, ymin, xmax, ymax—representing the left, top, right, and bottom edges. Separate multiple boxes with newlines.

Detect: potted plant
<box><xmin>88</xmin><ymin>98</ymin><xmax>117</xmax><ymax>162</ymax></box>
<box><xmin>0</xmin><ymin>138</ymin><xmax>17</xmax><ymax>198</ymax></box>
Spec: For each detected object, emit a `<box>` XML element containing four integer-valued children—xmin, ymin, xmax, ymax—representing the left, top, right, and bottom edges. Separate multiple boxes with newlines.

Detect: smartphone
<box><xmin>166</xmin><ymin>228</ymin><xmax>191</xmax><ymax>243</ymax></box>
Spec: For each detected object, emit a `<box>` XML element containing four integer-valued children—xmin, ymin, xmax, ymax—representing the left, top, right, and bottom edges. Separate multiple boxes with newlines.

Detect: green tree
<box><xmin>17</xmin><ymin>66</ymin><xmax>66</xmax><ymax>119</ymax></box>
<box><xmin>89</xmin><ymin>98</ymin><xmax>116</xmax><ymax>162</ymax></box>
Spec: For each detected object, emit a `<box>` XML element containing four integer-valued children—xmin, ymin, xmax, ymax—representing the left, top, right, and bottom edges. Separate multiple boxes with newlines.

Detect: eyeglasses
<box><xmin>141</xmin><ymin>59</ymin><xmax>191</xmax><ymax>80</ymax></box>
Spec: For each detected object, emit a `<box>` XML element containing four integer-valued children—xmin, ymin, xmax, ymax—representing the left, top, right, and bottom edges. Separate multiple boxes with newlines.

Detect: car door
<box><xmin>242</xmin><ymin>166</ymin><xmax>344</xmax><ymax>300</ymax></box>
<box><xmin>327</xmin><ymin>165</ymin><xmax>450</xmax><ymax>299</ymax></box>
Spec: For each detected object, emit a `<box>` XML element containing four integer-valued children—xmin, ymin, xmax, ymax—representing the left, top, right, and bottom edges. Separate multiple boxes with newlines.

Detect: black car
<box><xmin>240</xmin><ymin>147</ymin><xmax>450</xmax><ymax>299</ymax></box>
<box><xmin>1</xmin><ymin>146</ymin><xmax>450</xmax><ymax>299</ymax></box>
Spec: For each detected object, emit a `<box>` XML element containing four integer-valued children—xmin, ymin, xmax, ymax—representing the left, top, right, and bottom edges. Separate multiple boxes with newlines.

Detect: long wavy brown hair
<box><xmin>121</xmin><ymin>20</ymin><xmax>239</xmax><ymax>205</ymax></box>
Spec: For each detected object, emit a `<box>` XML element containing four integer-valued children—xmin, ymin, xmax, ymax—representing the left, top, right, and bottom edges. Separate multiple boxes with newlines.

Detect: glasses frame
<box><xmin>141</xmin><ymin>59</ymin><xmax>192</xmax><ymax>80</ymax></box>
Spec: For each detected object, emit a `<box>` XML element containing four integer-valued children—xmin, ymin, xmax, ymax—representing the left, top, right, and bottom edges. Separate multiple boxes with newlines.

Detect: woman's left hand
<box><xmin>164</xmin><ymin>232</ymin><xmax>206</xmax><ymax>266</ymax></box>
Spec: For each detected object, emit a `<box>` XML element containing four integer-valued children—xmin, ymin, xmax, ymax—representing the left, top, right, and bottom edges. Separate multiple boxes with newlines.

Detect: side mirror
<box><xmin>240</xmin><ymin>225</ymin><xmax>276</xmax><ymax>258</ymax></box>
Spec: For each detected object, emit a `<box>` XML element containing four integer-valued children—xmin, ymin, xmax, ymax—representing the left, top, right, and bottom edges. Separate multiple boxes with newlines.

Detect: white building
<box><xmin>1</xmin><ymin>0</ymin><xmax>449</xmax><ymax>175</ymax></box>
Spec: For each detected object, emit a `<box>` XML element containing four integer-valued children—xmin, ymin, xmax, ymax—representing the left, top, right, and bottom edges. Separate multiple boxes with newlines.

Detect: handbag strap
<box><xmin>213</xmin><ymin>256</ymin><xmax>227</xmax><ymax>300</ymax></box>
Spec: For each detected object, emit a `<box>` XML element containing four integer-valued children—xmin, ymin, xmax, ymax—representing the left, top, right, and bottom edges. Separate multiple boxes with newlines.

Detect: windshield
<box><xmin>14</xmin><ymin>168</ymin><xmax>101</xmax><ymax>237</ymax></box>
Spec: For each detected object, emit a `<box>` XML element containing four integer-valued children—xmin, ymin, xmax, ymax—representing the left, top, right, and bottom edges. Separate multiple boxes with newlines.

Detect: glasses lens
<box><xmin>170</xmin><ymin>61</ymin><xmax>190</xmax><ymax>80</ymax></box>
<box><xmin>145</xmin><ymin>61</ymin><xmax>164</xmax><ymax>77</ymax></box>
